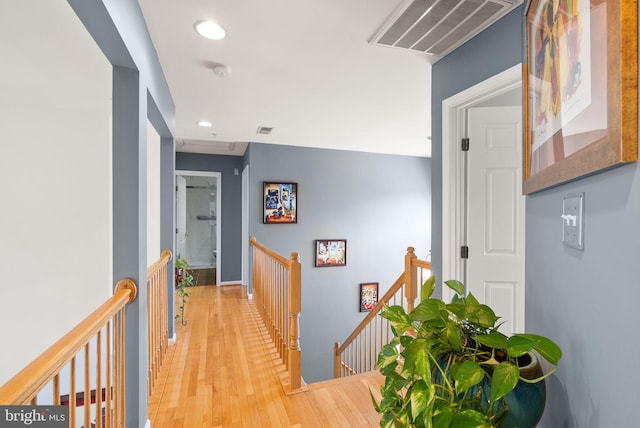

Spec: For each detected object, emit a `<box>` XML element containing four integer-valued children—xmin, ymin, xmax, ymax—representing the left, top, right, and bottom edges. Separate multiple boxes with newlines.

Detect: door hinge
<box><xmin>176</xmin><ymin>185</ymin><xmax>179</xmax><ymax>191</ymax></box>
<box><xmin>461</xmin><ymin>138</ymin><xmax>470</xmax><ymax>151</ymax></box>
<box><xmin>176</xmin><ymin>228</ymin><xmax>179</xmax><ymax>234</ymax></box>
<box><xmin>461</xmin><ymin>245</ymin><xmax>469</xmax><ymax>259</ymax></box>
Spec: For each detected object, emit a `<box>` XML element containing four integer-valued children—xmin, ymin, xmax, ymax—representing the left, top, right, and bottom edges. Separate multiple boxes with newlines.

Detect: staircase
<box><xmin>334</xmin><ymin>247</ymin><xmax>431</xmax><ymax>378</ymax></box>
<box><xmin>248</xmin><ymin>239</ymin><xmax>431</xmax><ymax>384</ymax></box>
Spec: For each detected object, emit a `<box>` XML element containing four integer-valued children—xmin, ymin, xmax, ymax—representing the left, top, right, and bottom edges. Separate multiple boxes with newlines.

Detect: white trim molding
<box><xmin>441</xmin><ymin>64</ymin><xmax>522</xmax><ymax>302</ymax></box>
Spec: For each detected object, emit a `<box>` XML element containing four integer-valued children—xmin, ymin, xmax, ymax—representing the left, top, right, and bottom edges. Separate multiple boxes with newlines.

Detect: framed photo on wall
<box><xmin>314</xmin><ymin>239</ymin><xmax>346</xmax><ymax>267</ymax></box>
<box><xmin>263</xmin><ymin>182</ymin><xmax>297</xmax><ymax>224</ymax></box>
<box><xmin>359</xmin><ymin>282</ymin><xmax>378</xmax><ymax>312</ymax></box>
<box><xmin>523</xmin><ymin>0</ymin><xmax>637</xmax><ymax>194</ymax></box>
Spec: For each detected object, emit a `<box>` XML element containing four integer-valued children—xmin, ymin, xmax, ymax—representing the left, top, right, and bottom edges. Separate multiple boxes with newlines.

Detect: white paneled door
<box><xmin>467</xmin><ymin>106</ymin><xmax>524</xmax><ymax>335</ymax></box>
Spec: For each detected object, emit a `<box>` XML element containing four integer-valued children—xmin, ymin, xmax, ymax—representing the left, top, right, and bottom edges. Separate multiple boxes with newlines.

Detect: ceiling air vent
<box><xmin>256</xmin><ymin>126</ymin><xmax>273</xmax><ymax>135</ymax></box>
<box><xmin>370</xmin><ymin>0</ymin><xmax>523</xmax><ymax>63</ymax></box>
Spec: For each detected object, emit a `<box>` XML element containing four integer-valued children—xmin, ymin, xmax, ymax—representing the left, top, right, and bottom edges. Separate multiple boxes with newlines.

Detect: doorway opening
<box><xmin>441</xmin><ymin>64</ymin><xmax>525</xmax><ymax>333</ymax></box>
<box><xmin>176</xmin><ymin>170</ymin><xmax>222</xmax><ymax>286</ymax></box>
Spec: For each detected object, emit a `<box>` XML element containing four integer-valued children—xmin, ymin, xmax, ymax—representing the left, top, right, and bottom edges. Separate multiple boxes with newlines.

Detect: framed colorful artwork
<box><xmin>314</xmin><ymin>239</ymin><xmax>346</xmax><ymax>267</ymax></box>
<box><xmin>523</xmin><ymin>0</ymin><xmax>637</xmax><ymax>194</ymax></box>
<box><xmin>359</xmin><ymin>282</ymin><xmax>378</xmax><ymax>312</ymax></box>
<box><xmin>263</xmin><ymin>182</ymin><xmax>297</xmax><ymax>224</ymax></box>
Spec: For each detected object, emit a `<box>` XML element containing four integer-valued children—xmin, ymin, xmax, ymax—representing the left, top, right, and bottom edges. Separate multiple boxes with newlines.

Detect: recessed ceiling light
<box><xmin>194</xmin><ymin>20</ymin><xmax>226</xmax><ymax>40</ymax></box>
<box><xmin>197</xmin><ymin>120</ymin><xmax>213</xmax><ymax>127</ymax></box>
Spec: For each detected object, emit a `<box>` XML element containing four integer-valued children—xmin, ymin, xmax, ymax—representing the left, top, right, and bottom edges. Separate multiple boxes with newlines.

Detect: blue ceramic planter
<box><xmin>434</xmin><ymin>352</ymin><xmax>546</xmax><ymax>427</ymax></box>
<box><xmin>495</xmin><ymin>352</ymin><xmax>546</xmax><ymax>428</ymax></box>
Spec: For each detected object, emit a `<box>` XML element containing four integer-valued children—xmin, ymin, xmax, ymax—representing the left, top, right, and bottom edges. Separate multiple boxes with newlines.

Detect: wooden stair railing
<box><xmin>249</xmin><ymin>236</ymin><xmax>306</xmax><ymax>395</ymax></box>
<box><xmin>334</xmin><ymin>247</ymin><xmax>431</xmax><ymax>378</ymax></box>
<box><xmin>147</xmin><ymin>249</ymin><xmax>172</xmax><ymax>397</ymax></box>
<box><xmin>0</xmin><ymin>279</ymin><xmax>137</xmax><ymax>428</ymax></box>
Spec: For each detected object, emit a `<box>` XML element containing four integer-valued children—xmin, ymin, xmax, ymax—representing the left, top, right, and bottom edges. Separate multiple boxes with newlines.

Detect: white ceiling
<box><xmin>138</xmin><ymin>0</ymin><xmax>432</xmax><ymax>157</ymax></box>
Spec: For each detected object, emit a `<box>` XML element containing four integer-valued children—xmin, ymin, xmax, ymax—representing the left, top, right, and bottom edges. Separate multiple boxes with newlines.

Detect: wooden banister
<box><xmin>249</xmin><ymin>236</ymin><xmax>306</xmax><ymax>395</ymax></box>
<box><xmin>334</xmin><ymin>248</ymin><xmax>431</xmax><ymax>378</ymax></box>
<box><xmin>0</xmin><ymin>278</ymin><xmax>137</xmax><ymax>428</ymax></box>
<box><xmin>249</xmin><ymin>236</ymin><xmax>291</xmax><ymax>265</ymax></box>
<box><xmin>147</xmin><ymin>249</ymin><xmax>172</xmax><ymax>397</ymax></box>
<box><xmin>334</xmin><ymin>273</ymin><xmax>404</xmax><ymax>378</ymax></box>
<box><xmin>148</xmin><ymin>249</ymin><xmax>172</xmax><ymax>278</ymax></box>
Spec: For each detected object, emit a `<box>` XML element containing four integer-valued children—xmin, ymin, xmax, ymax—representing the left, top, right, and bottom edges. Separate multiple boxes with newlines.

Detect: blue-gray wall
<box><xmin>176</xmin><ymin>153</ymin><xmax>244</xmax><ymax>282</ymax></box>
<box><xmin>526</xmin><ymin>166</ymin><xmax>640</xmax><ymax>427</ymax></box>
<box><xmin>246</xmin><ymin>143</ymin><xmax>431</xmax><ymax>382</ymax></box>
<box><xmin>433</xmin><ymin>5</ymin><xmax>640</xmax><ymax>426</ymax></box>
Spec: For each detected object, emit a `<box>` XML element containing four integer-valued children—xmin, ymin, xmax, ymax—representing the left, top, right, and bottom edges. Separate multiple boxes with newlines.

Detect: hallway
<box><xmin>148</xmin><ymin>285</ymin><xmax>384</xmax><ymax>427</ymax></box>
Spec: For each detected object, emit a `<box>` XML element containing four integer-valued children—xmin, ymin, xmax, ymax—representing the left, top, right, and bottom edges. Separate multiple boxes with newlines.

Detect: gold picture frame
<box><xmin>523</xmin><ymin>0</ymin><xmax>637</xmax><ymax>194</ymax></box>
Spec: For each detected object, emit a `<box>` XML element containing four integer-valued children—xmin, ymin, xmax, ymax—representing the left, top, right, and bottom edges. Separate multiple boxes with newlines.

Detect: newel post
<box><xmin>333</xmin><ymin>342</ymin><xmax>341</xmax><ymax>378</ymax></box>
<box><xmin>404</xmin><ymin>247</ymin><xmax>418</xmax><ymax>312</ymax></box>
<box><xmin>287</xmin><ymin>251</ymin><xmax>302</xmax><ymax>392</ymax></box>
<box><xmin>249</xmin><ymin>236</ymin><xmax>259</xmax><ymax>300</ymax></box>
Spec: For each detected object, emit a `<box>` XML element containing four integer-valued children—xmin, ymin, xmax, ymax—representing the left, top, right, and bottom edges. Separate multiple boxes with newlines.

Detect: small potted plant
<box><xmin>175</xmin><ymin>257</ymin><xmax>194</xmax><ymax>325</ymax></box>
<box><xmin>373</xmin><ymin>275</ymin><xmax>562</xmax><ymax>427</ymax></box>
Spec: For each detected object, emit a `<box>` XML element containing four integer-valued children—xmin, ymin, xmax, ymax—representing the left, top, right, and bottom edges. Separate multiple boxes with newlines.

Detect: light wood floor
<box><xmin>148</xmin><ymin>285</ymin><xmax>384</xmax><ymax>427</ymax></box>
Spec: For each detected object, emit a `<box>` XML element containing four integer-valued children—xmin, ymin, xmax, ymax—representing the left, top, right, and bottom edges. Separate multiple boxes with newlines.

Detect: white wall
<box><xmin>147</xmin><ymin>121</ymin><xmax>161</xmax><ymax>266</ymax></box>
<box><xmin>0</xmin><ymin>1</ymin><xmax>112</xmax><ymax>384</ymax></box>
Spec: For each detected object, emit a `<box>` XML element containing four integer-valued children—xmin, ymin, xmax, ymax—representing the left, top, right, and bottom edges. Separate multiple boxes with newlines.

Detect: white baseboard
<box><xmin>168</xmin><ymin>333</ymin><xmax>176</xmax><ymax>346</ymax></box>
<box><xmin>145</xmin><ymin>419</ymin><xmax>151</xmax><ymax>428</ymax></box>
<box><xmin>218</xmin><ymin>280</ymin><xmax>242</xmax><ymax>286</ymax></box>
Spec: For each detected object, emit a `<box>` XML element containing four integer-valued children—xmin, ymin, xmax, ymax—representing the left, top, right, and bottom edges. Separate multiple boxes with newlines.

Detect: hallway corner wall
<box><xmin>246</xmin><ymin>142</ymin><xmax>431</xmax><ymax>382</ymax></box>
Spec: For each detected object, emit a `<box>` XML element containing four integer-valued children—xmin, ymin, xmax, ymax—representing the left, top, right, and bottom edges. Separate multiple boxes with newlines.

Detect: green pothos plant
<box><xmin>175</xmin><ymin>257</ymin><xmax>194</xmax><ymax>325</ymax></box>
<box><xmin>372</xmin><ymin>275</ymin><xmax>562</xmax><ymax>428</ymax></box>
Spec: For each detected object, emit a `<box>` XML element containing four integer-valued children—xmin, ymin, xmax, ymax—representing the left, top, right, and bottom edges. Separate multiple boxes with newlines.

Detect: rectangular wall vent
<box><xmin>370</xmin><ymin>0</ymin><xmax>523</xmax><ymax>63</ymax></box>
<box><xmin>256</xmin><ymin>126</ymin><xmax>273</xmax><ymax>135</ymax></box>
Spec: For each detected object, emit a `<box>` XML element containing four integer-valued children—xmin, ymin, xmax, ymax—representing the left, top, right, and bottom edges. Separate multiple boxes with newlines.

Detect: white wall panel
<box><xmin>0</xmin><ymin>1</ymin><xmax>112</xmax><ymax>384</ymax></box>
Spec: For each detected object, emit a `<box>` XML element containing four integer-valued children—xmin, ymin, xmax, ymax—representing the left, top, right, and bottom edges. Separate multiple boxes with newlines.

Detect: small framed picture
<box><xmin>314</xmin><ymin>239</ymin><xmax>346</xmax><ymax>267</ymax></box>
<box><xmin>360</xmin><ymin>282</ymin><xmax>378</xmax><ymax>312</ymax></box>
<box><xmin>263</xmin><ymin>182</ymin><xmax>297</xmax><ymax>224</ymax></box>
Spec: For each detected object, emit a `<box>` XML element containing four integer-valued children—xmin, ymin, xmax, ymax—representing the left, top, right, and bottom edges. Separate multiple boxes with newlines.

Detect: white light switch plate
<box><xmin>562</xmin><ymin>193</ymin><xmax>584</xmax><ymax>250</ymax></box>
